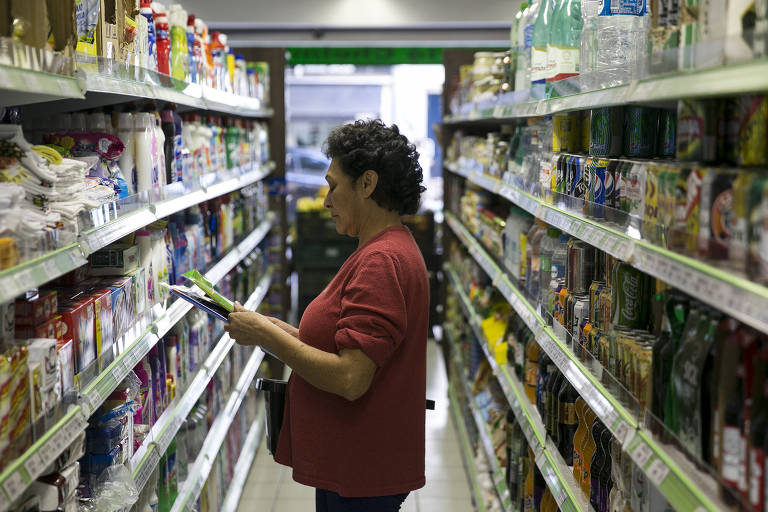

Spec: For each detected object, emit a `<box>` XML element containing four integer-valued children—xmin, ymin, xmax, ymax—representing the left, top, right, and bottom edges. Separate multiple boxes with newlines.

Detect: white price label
<box><xmin>42</xmin><ymin>259</ymin><xmax>59</xmax><ymax>278</ymax></box>
<box><xmin>555</xmin><ymin>489</ymin><xmax>568</xmax><ymax>506</ymax></box>
<box><xmin>2</xmin><ymin>472</ymin><xmax>25</xmax><ymax>501</ymax></box>
<box><xmin>647</xmin><ymin>458</ymin><xmax>670</xmax><ymax>487</ymax></box>
<box><xmin>613</xmin><ymin>421</ymin><xmax>632</xmax><ymax>446</ymax></box>
<box><xmin>631</xmin><ymin>442</ymin><xmax>653</xmax><ymax>468</ymax></box>
<box><xmin>37</xmin><ymin>440</ymin><xmax>57</xmax><ymax>466</ymax></box>
<box><xmin>23</xmin><ymin>453</ymin><xmax>45</xmax><ymax>479</ymax></box>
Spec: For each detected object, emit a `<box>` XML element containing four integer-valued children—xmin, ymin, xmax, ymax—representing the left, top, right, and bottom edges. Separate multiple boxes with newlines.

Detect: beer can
<box><xmin>553</xmin><ymin>114</ymin><xmax>572</xmax><ymax>153</ymax></box>
<box><xmin>567</xmin><ymin>241</ymin><xmax>595</xmax><ymax>295</ymax></box>
<box><xmin>699</xmin><ymin>169</ymin><xmax>738</xmax><ymax>261</ymax></box>
<box><xmin>643</xmin><ymin>165</ymin><xmax>660</xmax><ymax>243</ymax></box>
<box><xmin>669</xmin><ymin>167</ymin><xmax>691</xmax><ymax>253</ymax></box>
<box><xmin>590</xmin><ymin>107</ymin><xmax>624</xmax><ymax>157</ymax></box>
<box><xmin>598</xmin><ymin>331</ymin><xmax>611</xmax><ymax>384</ymax></box>
<box><xmin>571</xmin><ymin>156</ymin><xmax>588</xmax><ymax>200</ymax></box>
<box><xmin>658</xmin><ymin>108</ymin><xmax>677</xmax><ymax>157</ymax></box>
<box><xmin>611</xmin><ymin>262</ymin><xmax>652</xmax><ymax>330</ymax></box>
<box><xmin>589</xmin><ymin>280</ymin><xmax>605</xmax><ymax>329</ymax></box>
<box><xmin>634</xmin><ymin>342</ymin><xmax>654</xmax><ymax>408</ymax></box>
<box><xmin>599</xmin><ymin>285</ymin><xmax>613</xmax><ymax>333</ymax></box>
<box><xmin>734</xmin><ymin>95</ymin><xmax>768</xmax><ymax>167</ymax></box>
<box><xmin>676</xmin><ymin>99</ymin><xmax>722</xmax><ymax>162</ymax></box>
<box><xmin>573</xmin><ymin>297</ymin><xmax>590</xmax><ymax>356</ymax></box>
<box><xmin>624</xmin><ymin>106</ymin><xmax>660</xmax><ymax>158</ymax></box>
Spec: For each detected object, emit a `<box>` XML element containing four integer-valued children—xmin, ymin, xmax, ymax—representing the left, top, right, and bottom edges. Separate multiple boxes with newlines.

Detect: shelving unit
<box><xmin>0</xmin><ymin>162</ymin><xmax>274</xmax><ymax>305</ymax></box>
<box><xmin>0</xmin><ymin>64</ymin><xmax>84</xmax><ymax>107</ymax></box>
<box><xmin>445</xmin><ymin>162</ymin><xmax>768</xmax><ymax>336</ymax></box>
<box><xmin>130</xmin><ymin>270</ymin><xmax>273</xmax><ymax>492</ymax></box>
<box><xmin>444</xmin><ymin>58</ymin><xmax>768</xmax><ymax>122</ymax></box>
<box><xmin>448</xmin><ymin>385</ymin><xmax>488</xmax><ymax>512</ymax></box>
<box><xmin>444</xmin><ymin>211</ymin><xmax>728</xmax><ymax>512</ymax></box>
<box><xmin>0</xmin><ymin>215</ymin><xmax>275</xmax><ymax>510</ymax></box>
<box><xmin>445</xmin><ymin>265</ymin><xmax>591</xmax><ymax>512</ymax></box>
<box><xmin>219</xmin><ymin>410</ymin><xmax>267</xmax><ymax>512</ymax></box>
<box><xmin>170</xmin><ymin>344</ymin><xmax>265</xmax><ymax>512</ymax></box>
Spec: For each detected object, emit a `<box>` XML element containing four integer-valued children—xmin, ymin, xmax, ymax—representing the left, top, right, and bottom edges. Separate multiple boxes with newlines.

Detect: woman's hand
<box><xmin>226</xmin><ymin>302</ymin><xmax>282</xmax><ymax>347</ymax></box>
<box><xmin>266</xmin><ymin>316</ymin><xmax>299</xmax><ymax>337</ymax></box>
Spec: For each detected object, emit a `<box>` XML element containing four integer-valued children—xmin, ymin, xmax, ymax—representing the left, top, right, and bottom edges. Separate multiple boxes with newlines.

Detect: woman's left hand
<box><xmin>225</xmin><ymin>302</ymin><xmax>280</xmax><ymax>347</ymax></box>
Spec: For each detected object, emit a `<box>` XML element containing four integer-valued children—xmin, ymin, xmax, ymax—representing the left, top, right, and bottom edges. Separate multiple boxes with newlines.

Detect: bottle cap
<box><xmin>117</xmin><ymin>112</ymin><xmax>134</xmax><ymax>131</ymax></box>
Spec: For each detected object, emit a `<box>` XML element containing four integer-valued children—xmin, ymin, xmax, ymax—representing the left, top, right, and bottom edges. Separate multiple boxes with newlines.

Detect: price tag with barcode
<box><xmin>631</xmin><ymin>441</ymin><xmax>653</xmax><ymax>467</ymax></box>
<box><xmin>613</xmin><ymin>420</ymin><xmax>632</xmax><ymax>446</ymax></box>
<box><xmin>2</xmin><ymin>471</ymin><xmax>26</xmax><ymax>501</ymax></box>
<box><xmin>23</xmin><ymin>452</ymin><xmax>46</xmax><ymax>480</ymax></box>
<box><xmin>647</xmin><ymin>458</ymin><xmax>670</xmax><ymax>486</ymax></box>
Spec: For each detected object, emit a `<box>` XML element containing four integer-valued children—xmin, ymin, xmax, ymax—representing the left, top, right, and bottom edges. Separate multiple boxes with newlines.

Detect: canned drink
<box><xmin>624</xmin><ymin>107</ymin><xmax>660</xmax><ymax>158</ymax></box>
<box><xmin>658</xmin><ymin>108</ymin><xmax>677</xmax><ymax>158</ymax></box>
<box><xmin>553</xmin><ymin>154</ymin><xmax>567</xmax><ymax>196</ymax></box>
<box><xmin>729</xmin><ymin>171</ymin><xmax>752</xmax><ymax>270</ymax></box>
<box><xmin>603</xmin><ymin>254</ymin><xmax>616</xmax><ymax>284</ymax></box>
<box><xmin>582</xmin><ymin>157</ymin><xmax>596</xmax><ymax>216</ymax></box>
<box><xmin>611</xmin><ymin>262</ymin><xmax>652</xmax><ymax>330</ymax></box>
<box><xmin>734</xmin><ymin>95</ymin><xmax>768</xmax><ymax>167</ymax></box>
<box><xmin>594</xmin><ymin>250</ymin><xmax>606</xmax><ymax>287</ymax></box>
<box><xmin>617</xmin><ymin>161</ymin><xmax>631</xmax><ymax>215</ymax></box>
<box><xmin>598</xmin><ymin>331</ymin><xmax>611</xmax><ymax>384</ymax></box>
<box><xmin>590</xmin><ymin>329</ymin><xmax>603</xmax><ymax>375</ymax></box>
<box><xmin>579</xmin><ymin>319</ymin><xmax>592</xmax><ymax>362</ymax></box>
<box><xmin>572</xmin><ymin>299</ymin><xmax>588</xmax><ymax>354</ymax></box>
<box><xmin>591</xmin><ymin>159</ymin><xmax>609</xmax><ymax>219</ymax></box>
<box><xmin>590</xmin><ymin>107</ymin><xmax>624</xmax><ymax>157</ymax></box>
<box><xmin>553</xmin><ymin>114</ymin><xmax>572</xmax><ymax>153</ymax></box>
<box><xmin>569</xmin><ymin>156</ymin><xmax>588</xmax><ymax>199</ymax></box>
<box><xmin>676</xmin><ymin>99</ymin><xmax>722</xmax><ymax>162</ymax></box>
<box><xmin>589</xmin><ymin>280</ymin><xmax>605</xmax><ymax>329</ymax></box>
<box><xmin>685</xmin><ymin>168</ymin><xmax>705</xmax><ymax>255</ymax></box>
<box><xmin>669</xmin><ymin>168</ymin><xmax>691</xmax><ymax>252</ymax></box>
<box><xmin>643</xmin><ymin>165</ymin><xmax>660</xmax><ymax>243</ymax></box>
<box><xmin>567</xmin><ymin>241</ymin><xmax>595</xmax><ymax>294</ymax></box>
<box><xmin>581</xmin><ymin>111</ymin><xmax>591</xmax><ymax>153</ymax></box>
<box><xmin>599</xmin><ymin>285</ymin><xmax>613</xmax><ymax>333</ymax></box>
<box><xmin>699</xmin><ymin>168</ymin><xmax>738</xmax><ymax>261</ymax></box>
<box><xmin>576</xmin><ymin>157</ymin><xmax>592</xmax><ymax>202</ymax></box>
<box><xmin>658</xmin><ymin>165</ymin><xmax>680</xmax><ymax>248</ymax></box>
<box><xmin>634</xmin><ymin>342</ymin><xmax>654</xmax><ymax>408</ymax></box>
<box><xmin>627</xmin><ymin>162</ymin><xmax>647</xmax><ymax>222</ymax></box>
<box><xmin>605</xmin><ymin>159</ymin><xmax>620</xmax><ymax>222</ymax></box>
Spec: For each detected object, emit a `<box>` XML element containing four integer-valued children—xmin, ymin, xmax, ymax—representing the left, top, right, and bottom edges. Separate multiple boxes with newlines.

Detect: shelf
<box><xmin>77</xmin><ymin>67</ymin><xmax>273</xmax><ymax>118</ymax></box>
<box><xmin>445</xmin><ymin>212</ymin><xmax>727</xmax><ymax>512</ymax></box>
<box><xmin>445</xmin><ymin>163</ymin><xmax>768</xmax><ymax>336</ymax></box>
<box><xmin>0</xmin><ymin>162</ymin><xmax>273</xmax><ymax>305</ymax></box>
<box><xmin>448</xmin><ymin>385</ymin><xmax>488</xmax><ymax>512</ymax></box>
<box><xmin>80</xmin><ymin>213</ymin><xmax>275</xmax><ymax>417</ymax></box>
<box><xmin>444</xmin><ymin>58</ymin><xmax>768</xmax><ymax>122</ymax></box>
<box><xmin>445</xmin><ymin>266</ymin><xmax>591</xmax><ymax>512</ymax></box>
<box><xmin>0</xmin><ymin>65</ymin><xmax>84</xmax><ymax>107</ymax></box>
<box><xmin>219</xmin><ymin>409</ymin><xmax>267</xmax><ymax>512</ymax></box>
<box><xmin>170</xmin><ymin>344</ymin><xmax>265</xmax><ymax>512</ymax></box>
<box><xmin>130</xmin><ymin>270</ymin><xmax>273</xmax><ymax>492</ymax></box>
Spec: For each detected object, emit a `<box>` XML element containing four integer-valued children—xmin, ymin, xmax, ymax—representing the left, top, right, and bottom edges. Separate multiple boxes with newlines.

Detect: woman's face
<box><xmin>324</xmin><ymin>158</ymin><xmax>365</xmax><ymax>237</ymax></box>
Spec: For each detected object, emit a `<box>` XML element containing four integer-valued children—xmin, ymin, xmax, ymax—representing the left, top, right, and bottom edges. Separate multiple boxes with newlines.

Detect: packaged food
<box><xmin>91</xmin><ymin>289</ymin><xmax>115</xmax><ymax>371</ymax></box>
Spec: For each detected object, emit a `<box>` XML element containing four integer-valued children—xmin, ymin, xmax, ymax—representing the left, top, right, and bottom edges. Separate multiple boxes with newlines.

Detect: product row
<box><xmin>446</xmin><ymin>195</ymin><xmax>768</xmax><ymax>510</ymax></box>
<box><xmin>449</xmin><ymin>0</ymin><xmax>765</xmax><ymax>109</ymax></box>
<box><xmin>0</xmin><ymin>109</ymin><xmax>269</xmax><ymax>269</ymax></box>
<box><xmin>4</xmin><ymin>0</ymin><xmax>270</xmax><ymax>103</ymax></box>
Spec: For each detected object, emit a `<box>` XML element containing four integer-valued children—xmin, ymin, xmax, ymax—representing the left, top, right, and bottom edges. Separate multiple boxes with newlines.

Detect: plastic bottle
<box><xmin>117</xmin><ymin>112</ymin><xmax>136</xmax><ymax>196</ymax></box>
<box><xmin>140</xmin><ymin>0</ymin><xmax>157</xmax><ymax>71</ymax></box>
<box><xmin>186</xmin><ymin>15</ymin><xmax>197</xmax><ymax>84</ymax></box>
<box><xmin>595</xmin><ymin>0</ymin><xmax>648</xmax><ymax>88</ymax></box>
<box><xmin>539</xmin><ymin>228</ymin><xmax>560</xmax><ymax>314</ymax></box>
<box><xmin>155</xmin><ymin>12</ymin><xmax>171</xmax><ymax>75</ymax></box>
<box><xmin>525</xmin><ymin>219</ymin><xmax>548</xmax><ymax>300</ymax></box>
<box><xmin>224</xmin><ymin>118</ymin><xmax>239</xmax><ymax>169</ymax></box>
<box><xmin>87</xmin><ymin>112</ymin><xmax>108</xmax><ymax>132</ymax></box>
<box><xmin>547</xmin><ymin>0</ymin><xmax>583</xmax><ymax>87</ymax></box>
<box><xmin>161</xmin><ymin>107</ymin><xmax>183</xmax><ymax>183</ymax></box>
<box><xmin>511</xmin><ymin>3</ymin><xmax>527</xmax><ymax>51</ymax></box>
<box><xmin>195</xmin><ymin>18</ymin><xmax>210</xmax><ymax>86</ymax></box>
<box><xmin>226</xmin><ymin>46</ymin><xmax>236</xmax><ymax>93</ymax></box>
<box><xmin>135</xmin><ymin>113</ymin><xmax>155</xmax><ymax>194</ymax></box>
<box><xmin>516</xmin><ymin>1</ymin><xmax>539</xmax><ymax>92</ymax></box>
<box><xmin>168</xmin><ymin>5</ymin><xmax>188</xmax><ymax>81</ymax></box>
<box><xmin>531</xmin><ymin>0</ymin><xmax>555</xmax><ymax>100</ymax></box>
<box><xmin>151</xmin><ymin>111</ymin><xmax>166</xmax><ymax>188</ymax></box>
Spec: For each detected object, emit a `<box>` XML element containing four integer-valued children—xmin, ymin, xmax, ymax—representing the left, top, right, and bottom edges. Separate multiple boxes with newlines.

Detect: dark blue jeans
<box><xmin>315</xmin><ymin>488</ymin><xmax>409</xmax><ymax>512</ymax></box>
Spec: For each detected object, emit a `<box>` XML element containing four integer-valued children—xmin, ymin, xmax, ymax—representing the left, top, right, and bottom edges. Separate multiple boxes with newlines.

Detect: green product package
<box><xmin>182</xmin><ymin>269</ymin><xmax>234</xmax><ymax>312</ymax></box>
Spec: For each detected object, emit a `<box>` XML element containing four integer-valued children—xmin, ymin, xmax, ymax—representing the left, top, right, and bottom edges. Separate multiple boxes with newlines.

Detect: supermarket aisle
<box><xmin>237</xmin><ymin>340</ymin><xmax>475</xmax><ymax>512</ymax></box>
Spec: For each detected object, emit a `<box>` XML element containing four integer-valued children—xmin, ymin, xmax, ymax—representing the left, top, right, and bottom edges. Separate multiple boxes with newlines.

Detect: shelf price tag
<box><xmin>613</xmin><ymin>420</ymin><xmax>632</xmax><ymax>446</ymax></box>
<box><xmin>23</xmin><ymin>452</ymin><xmax>46</xmax><ymax>481</ymax></box>
<box><xmin>2</xmin><ymin>471</ymin><xmax>26</xmax><ymax>502</ymax></box>
<box><xmin>631</xmin><ymin>441</ymin><xmax>653</xmax><ymax>468</ymax></box>
<box><xmin>647</xmin><ymin>458</ymin><xmax>669</xmax><ymax>487</ymax></box>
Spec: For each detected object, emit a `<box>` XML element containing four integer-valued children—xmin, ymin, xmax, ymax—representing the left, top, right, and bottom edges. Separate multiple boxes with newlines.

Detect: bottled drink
<box><xmin>516</xmin><ymin>0</ymin><xmax>540</xmax><ymax>92</ymax></box>
<box><xmin>531</xmin><ymin>0</ymin><xmax>556</xmax><ymax>99</ymax></box>
<box><xmin>539</xmin><ymin>228</ymin><xmax>560</xmax><ymax>311</ymax></box>
<box><xmin>510</xmin><ymin>3</ymin><xmax>528</xmax><ymax>60</ymax></box>
<box><xmin>721</xmin><ymin>364</ymin><xmax>745</xmax><ymax>493</ymax></box>
<box><xmin>579</xmin><ymin>0</ymin><xmax>602</xmax><ymax>90</ymax></box>
<box><xmin>547</xmin><ymin>0</ymin><xmax>583</xmax><ymax>95</ymax></box>
<box><xmin>524</xmin><ymin>446</ymin><xmax>535</xmax><ymax>512</ymax></box>
<box><xmin>590</xmin><ymin>420</ymin><xmax>606</xmax><ymax>510</ymax></box>
<box><xmin>558</xmin><ymin>381</ymin><xmax>579</xmax><ymax>464</ymax></box>
<box><xmin>526</xmin><ymin>338</ymin><xmax>543</xmax><ymax>404</ymax></box>
<box><xmin>537</xmin><ymin>352</ymin><xmax>553</xmax><ymax>419</ymax></box>
<box><xmin>548</xmin><ymin>369</ymin><xmax>565</xmax><ymax>446</ymax></box>
<box><xmin>595</xmin><ymin>0</ymin><xmax>649</xmax><ymax>88</ymax></box>
<box><xmin>598</xmin><ymin>428</ymin><xmax>614</xmax><ymax>512</ymax></box>
<box><xmin>573</xmin><ymin>397</ymin><xmax>588</xmax><ymax>481</ymax></box>
<box><xmin>525</xmin><ymin>219</ymin><xmax>548</xmax><ymax>300</ymax></box>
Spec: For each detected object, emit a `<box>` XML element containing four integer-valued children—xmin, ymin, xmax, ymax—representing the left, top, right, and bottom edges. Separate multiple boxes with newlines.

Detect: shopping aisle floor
<box><xmin>236</xmin><ymin>340</ymin><xmax>475</xmax><ymax>511</ymax></box>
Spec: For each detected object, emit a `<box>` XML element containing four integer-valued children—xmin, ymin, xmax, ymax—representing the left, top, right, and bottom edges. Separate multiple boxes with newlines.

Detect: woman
<box><xmin>226</xmin><ymin>119</ymin><xmax>430</xmax><ymax>512</ymax></box>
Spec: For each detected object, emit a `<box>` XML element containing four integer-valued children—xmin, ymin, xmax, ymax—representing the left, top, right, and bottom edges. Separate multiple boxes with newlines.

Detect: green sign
<box><xmin>286</xmin><ymin>47</ymin><xmax>445</xmax><ymax>66</ymax></box>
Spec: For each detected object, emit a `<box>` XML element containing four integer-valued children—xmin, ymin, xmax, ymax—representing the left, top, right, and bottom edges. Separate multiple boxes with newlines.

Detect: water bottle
<box><xmin>580</xmin><ymin>0</ymin><xmax>602</xmax><ymax>90</ymax></box>
<box><xmin>516</xmin><ymin>0</ymin><xmax>540</xmax><ymax>92</ymax></box>
<box><xmin>595</xmin><ymin>0</ymin><xmax>649</xmax><ymax>88</ymax></box>
<box><xmin>547</xmin><ymin>0</ymin><xmax>583</xmax><ymax>96</ymax></box>
<box><xmin>531</xmin><ymin>0</ymin><xmax>557</xmax><ymax>100</ymax></box>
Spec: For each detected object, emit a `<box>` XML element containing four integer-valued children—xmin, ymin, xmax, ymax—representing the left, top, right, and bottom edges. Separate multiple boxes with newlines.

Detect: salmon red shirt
<box><xmin>274</xmin><ymin>225</ymin><xmax>429</xmax><ymax>497</ymax></box>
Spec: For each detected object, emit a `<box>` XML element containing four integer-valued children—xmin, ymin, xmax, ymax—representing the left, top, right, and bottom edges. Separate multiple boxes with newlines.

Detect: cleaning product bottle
<box><xmin>152</xmin><ymin>111</ymin><xmax>166</xmax><ymax>188</ymax></box>
<box><xmin>186</xmin><ymin>14</ymin><xmax>198</xmax><ymax>84</ymax></box>
<box><xmin>168</xmin><ymin>4</ymin><xmax>188</xmax><ymax>81</ymax></box>
<box><xmin>135</xmin><ymin>113</ymin><xmax>155</xmax><ymax>194</ymax></box>
<box><xmin>140</xmin><ymin>0</ymin><xmax>157</xmax><ymax>71</ymax></box>
<box><xmin>117</xmin><ymin>112</ymin><xmax>136</xmax><ymax>196</ymax></box>
<box><xmin>155</xmin><ymin>12</ymin><xmax>171</xmax><ymax>75</ymax></box>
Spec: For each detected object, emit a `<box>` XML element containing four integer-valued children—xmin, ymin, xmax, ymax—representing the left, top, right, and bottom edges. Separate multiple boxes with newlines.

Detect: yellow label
<box><xmin>495</xmin><ymin>342</ymin><xmax>509</xmax><ymax>366</ymax></box>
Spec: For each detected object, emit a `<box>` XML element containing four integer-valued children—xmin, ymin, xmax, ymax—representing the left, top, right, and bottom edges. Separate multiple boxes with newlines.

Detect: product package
<box><xmin>91</xmin><ymin>289</ymin><xmax>115</xmax><ymax>371</ymax></box>
<box><xmin>15</xmin><ymin>290</ymin><xmax>57</xmax><ymax>327</ymax></box>
<box><xmin>88</xmin><ymin>244</ymin><xmax>140</xmax><ymax>276</ymax></box>
<box><xmin>26</xmin><ymin>338</ymin><xmax>59</xmax><ymax>390</ymax></box>
<box><xmin>58</xmin><ymin>296</ymin><xmax>96</xmax><ymax>377</ymax></box>
<box><xmin>57</xmin><ymin>339</ymin><xmax>75</xmax><ymax>394</ymax></box>
<box><xmin>101</xmin><ymin>275</ymin><xmax>136</xmax><ymax>343</ymax></box>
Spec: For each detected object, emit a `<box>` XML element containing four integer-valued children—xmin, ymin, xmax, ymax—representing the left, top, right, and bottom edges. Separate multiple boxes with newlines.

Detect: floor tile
<box><xmin>418</xmin><ymin>478</ymin><xmax>472</xmax><ymax>499</ymax></box>
<box><xmin>277</xmin><ymin>480</ymin><xmax>316</xmax><ymax>499</ymax></box>
<box><xmin>417</xmin><ymin>495</ymin><xmax>475</xmax><ymax>512</ymax></box>
<box><xmin>271</xmin><ymin>498</ymin><xmax>317</xmax><ymax>512</ymax></box>
<box><xmin>236</xmin><ymin>497</ymin><xmax>274</xmax><ymax>512</ymax></box>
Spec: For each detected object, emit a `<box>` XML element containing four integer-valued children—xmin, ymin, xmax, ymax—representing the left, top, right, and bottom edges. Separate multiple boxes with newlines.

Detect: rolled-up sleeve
<box><xmin>334</xmin><ymin>251</ymin><xmax>406</xmax><ymax>367</ymax></box>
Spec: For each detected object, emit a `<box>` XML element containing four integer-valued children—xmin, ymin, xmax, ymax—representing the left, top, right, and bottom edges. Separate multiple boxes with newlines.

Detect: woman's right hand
<box><xmin>266</xmin><ymin>316</ymin><xmax>299</xmax><ymax>338</ymax></box>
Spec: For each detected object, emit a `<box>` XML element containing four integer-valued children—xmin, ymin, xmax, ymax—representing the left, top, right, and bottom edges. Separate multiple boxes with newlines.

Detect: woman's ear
<box><xmin>360</xmin><ymin>170</ymin><xmax>379</xmax><ymax>198</ymax></box>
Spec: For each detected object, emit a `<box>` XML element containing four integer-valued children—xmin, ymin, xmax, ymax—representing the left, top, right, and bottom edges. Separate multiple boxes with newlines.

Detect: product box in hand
<box><xmin>58</xmin><ymin>297</ymin><xmax>96</xmax><ymax>377</ymax></box>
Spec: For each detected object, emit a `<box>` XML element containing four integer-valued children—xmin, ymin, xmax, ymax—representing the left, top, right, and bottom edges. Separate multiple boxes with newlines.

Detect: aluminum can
<box><xmin>572</xmin><ymin>297</ymin><xmax>590</xmax><ymax>357</ymax></box>
<box><xmin>590</xmin><ymin>106</ymin><xmax>624</xmax><ymax>157</ymax></box>
<box><xmin>658</xmin><ymin>108</ymin><xmax>677</xmax><ymax>157</ymax></box>
<box><xmin>567</xmin><ymin>241</ymin><xmax>595</xmax><ymax>294</ymax></box>
<box><xmin>734</xmin><ymin>95</ymin><xmax>768</xmax><ymax>167</ymax></box>
<box><xmin>610</xmin><ymin>262</ymin><xmax>652</xmax><ymax>330</ymax></box>
<box><xmin>624</xmin><ymin>106</ymin><xmax>660</xmax><ymax>158</ymax></box>
<box><xmin>589</xmin><ymin>280</ymin><xmax>605</xmax><ymax>329</ymax></box>
<box><xmin>591</xmin><ymin>159</ymin><xmax>608</xmax><ymax>219</ymax></box>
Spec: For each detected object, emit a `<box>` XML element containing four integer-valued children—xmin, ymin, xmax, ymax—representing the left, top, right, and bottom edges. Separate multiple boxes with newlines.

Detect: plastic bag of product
<box><xmin>75</xmin><ymin>0</ymin><xmax>101</xmax><ymax>43</ymax></box>
<box><xmin>80</xmin><ymin>465</ymin><xmax>139</xmax><ymax>512</ymax></box>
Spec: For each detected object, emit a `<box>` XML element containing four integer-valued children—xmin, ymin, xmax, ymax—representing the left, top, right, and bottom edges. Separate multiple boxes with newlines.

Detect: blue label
<box><xmin>600</xmin><ymin>0</ymin><xmax>646</xmax><ymax>15</ymax></box>
<box><xmin>524</xmin><ymin>24</ymin><xmax>535</xmax><ymax>49</ymax></box>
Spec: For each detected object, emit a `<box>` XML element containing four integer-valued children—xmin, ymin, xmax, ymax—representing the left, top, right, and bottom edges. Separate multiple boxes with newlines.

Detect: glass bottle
<box><xmin>527</xmin><ymin>338</ymin><xmax>543</xmax><ymax>405</ymax></box>
<box><xmin>558</xmin><ymin>380</ymin><xmax>579</xmax><ymax>464</ymax></box>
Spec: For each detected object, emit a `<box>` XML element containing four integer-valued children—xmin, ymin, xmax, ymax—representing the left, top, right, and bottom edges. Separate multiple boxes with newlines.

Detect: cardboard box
<box><xmin>16</xmin><ymin>315</ymin><xmax>61</xmax><ymax>340</ymax></box>
<box><xmin>15</xmin><ymin>290</ymin><xmax>57</xmax><ymax>327</ymax></box>
<box><xmin>46</xmin><ymin>0</ymin><xmax>76</xmax><ymax>54</ymax></box>
<box><xmin>27</xmin><ymin>338</ymin><xmax>58</xmax><ymax>390</ymax></box>
<box><xmin>57</xmin><ymin>339</ymin><xmax>74</xmax><ymax>394</ymax></box>
<box><xmin>91</xmin><ymin>289</ymin><xmax>114</xmax><ymax>370</ymax></box>
<box><xmin>58</xmin><ymin>298</ymin><xmax>95</xmax><ymax>374</ymax></box>
<box><xmin>101</xmin><ymin>276</ymin><xmax>135</xmax><ymax>342</ymax></box>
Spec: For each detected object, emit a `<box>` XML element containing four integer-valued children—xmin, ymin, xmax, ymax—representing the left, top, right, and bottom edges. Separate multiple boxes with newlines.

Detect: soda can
<box><xmin>582</xmin><ymin>157</ymin><xmax>597</xmax><ymax>216</ymax></box>
<box><xmin>567</xmin><ymin>241</ymin><xmax>595</xmax><ymax>294</ymax></box>
<box><xmin>669</xmin><ymin>167</ymin><xmax>691</xmax><ymax>253</ymax></box>
<box><xmin>685</xmin><ymin>168</ymin><xmax>705</xmax><ymax>256</ymax></box>
<box><xmin>658</xmin><ymin>165</ymin><xmax>680</xmax><ymax>248</ymax></box>
<box><xmin>699</xmin><ymin>168</ymin><xmax>738</xmax><ymax>261</ymax></box>
<box><xmin>734</xmin><ymin>95</ymin><xmax>768</xmax><ymax>167</ymax></box>
<box><xmin>658</xmin><ymin>108</ymin><xmax>677</xmax><ymax>157</ymax></box>
<box><xmin>589</xmin><ymin>280</ymin><xmax>605</xmax><ymax>329</ymax></box>
<box><xmin>581</xmin><ymin>111</ymin><xmax>591</xmax><ymax>154</ymax></box>
<box><xmin>605</xmin><ymin>160</ymin><xmax>619</xmax><ymax>222</ymax></box>
<box><xmin>617</xmin><ymin>161</ymin><xmax>631</xmax><ymax>215</ymax></box>
<box><xmin>599</xmin><ymin>284</ymin><xmax>613</xmax><ymax>333</ymax></box>
<box><xmin>604</xmin><ymin>253</ymin><xmax>616</xmax><ymax>284</ymax></box>
<box><xmin>627</xmin><ymin>162</ymin><xmax>647</xmax><ymax>222</ymax></box>
<box><xmin>610</xmin><ymin>262</ymin><xmax>652</xmax><ymax>330</ymax></box>
<box><xmin>676</xmin><ymin>99</ymin><xmax>723</xmax><ymax>162</ymax></box>
<box><xmin>598</xmin><ymin>331</ymin><xmax>611</xmax><ymax>384</ymax></box>
<box><xmin>572</xmin><ymin>296</ymin><xmax>590</xmax><ymax>356</ymax></box>
<box><xmin>634</xmin><ymin>341</ymin><xmax>654</xmax><ymax>408</ymax></box>
<box><xmin>591</xmin><ymin>159</ymin><xmax>609</xmax><ymax>219</ymax></box>
<box><xmin>569</xmin><ymin>156</ymin><xmax>587</xmax><ymax>199</ymax></box>
<box><xmin>624</xmin><ymin>106</ymin><xmax>660</xmax><ymax>158</ymax></box>
<box><xmin>553</xmin><ymin>154</ymin><xmax>567</xmax><ymax>196</ymax></box>
<box><xmin>643</xmin><ymin>165</ymin><xmax>660</xmax><ymax>243</ymax></box>
<box><xmin>590</xmin><ymin>106</ymin><xmax>624</xmax><ymax>157</ymax></box>
<box><xmin>553</xmin><ymin>114</ymin><xmax>572</xmax><ymax>153</ymax></box>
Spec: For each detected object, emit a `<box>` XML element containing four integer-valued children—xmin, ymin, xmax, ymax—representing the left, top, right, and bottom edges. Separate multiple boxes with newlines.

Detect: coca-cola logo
<box><xmin>621</xmin><ymin>272</ymin><xmax>639</xmax><ymax>321</ymax></box>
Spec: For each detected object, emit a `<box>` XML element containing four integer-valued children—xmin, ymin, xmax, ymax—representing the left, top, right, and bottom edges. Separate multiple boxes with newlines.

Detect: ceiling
<box><xmin>175</xmin><ymin>0</ymin><xmax>517</xmax><ymax>47</ymax></box>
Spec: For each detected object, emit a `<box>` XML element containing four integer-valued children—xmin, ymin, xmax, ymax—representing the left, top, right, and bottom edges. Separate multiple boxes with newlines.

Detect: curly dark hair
<box><xmin>323</xmin><ymin>119</ymin><xmax>426</xmax><ymax>215</ymax></box>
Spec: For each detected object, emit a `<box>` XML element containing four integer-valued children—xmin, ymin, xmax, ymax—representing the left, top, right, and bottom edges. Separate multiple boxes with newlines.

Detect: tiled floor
<box><xmin>236</xmin><ymin>340</ymin><xmax>475</xmax><ymax>512</ymax></box>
